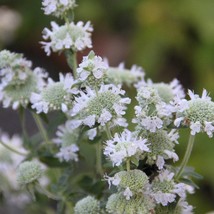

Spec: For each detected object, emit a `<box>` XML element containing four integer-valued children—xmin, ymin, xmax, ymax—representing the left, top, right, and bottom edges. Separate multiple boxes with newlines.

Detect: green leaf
<box><xmin>182</xmin><ymin>167</ymin><xmax>203</xmax><ymax>180</ymax></box>
<box><xmin>179</xmin><ymin>177</ymin><xmax>200</xmax><ymax>189</ymax></box>
<box><xmin>130</xmin><ymin>156</ymin><xmax>139</xmax><ymax>167</ymax></box>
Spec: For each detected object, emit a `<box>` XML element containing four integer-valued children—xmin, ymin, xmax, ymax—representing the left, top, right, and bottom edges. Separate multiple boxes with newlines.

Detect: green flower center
<box><xmin>186</xmin><ymin>99</ymin><xmax>214</xmax><ymax>123</ymax></box>
<box><xmin>153</xmin><ymin>180</ymin><xmax>174</xmax><ymax>193</ymax></box>
<box><xmin>85</xmin><ymin>91</ymin><xmax>120</xmax><ymax>117</ymax></box>
<box><xmin>116</xmin><ymin>170</ymin><xmax>149</xmax><ymax>192</ymax></box>
<box><xmin>153</xmin><ymin>83</ymin><xmax>174</xmax><ymax>103</ymax></box>
<box><xmin>4</xmin><ymin>72</ymin><xmax>37</xmax><ymax>104</ymax></box>
<box><xmin>42</xmin><ymin>82</ymin><xmax>69</xmax><ymax>109</ymax></box>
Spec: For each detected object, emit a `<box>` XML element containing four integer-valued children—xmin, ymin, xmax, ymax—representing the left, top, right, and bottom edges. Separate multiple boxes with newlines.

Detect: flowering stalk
<box><xmin>175</xmin><ymin>134</ymin><xmax>195</xmax><ymax>180</ymax></box>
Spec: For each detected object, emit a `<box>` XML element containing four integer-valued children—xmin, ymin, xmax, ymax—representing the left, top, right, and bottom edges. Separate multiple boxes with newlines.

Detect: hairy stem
<box><xmin>175</xmin><ymin>134</ymin><xmax>195</xmax><ymax>180</ymax></box>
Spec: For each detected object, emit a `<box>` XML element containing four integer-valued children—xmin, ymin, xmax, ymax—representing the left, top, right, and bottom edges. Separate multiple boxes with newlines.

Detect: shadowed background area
<box><xmin>1</xmin><ymin>0</ymin><xmax>214</xmax><ymax>213</ymax></box>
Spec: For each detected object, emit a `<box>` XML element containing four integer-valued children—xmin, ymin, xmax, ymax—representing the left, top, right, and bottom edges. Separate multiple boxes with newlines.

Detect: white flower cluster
<box><xmin>104</xmin><ymin>129</ymin><xmax>149</xmax><ymax>166</ymax></box>
<box><xmin>0</xmin><ymin>50</ymin><xmax>47</xmax><ymax>109</ymax></box>
<box><xmin>77</xmin><ymin>51</ymin><xmax>108</xmax><ymax>84</ymax></box>
<box><xmin>69</xmin><ymin>84</ymin><xmax>131</xmax><ymax>132</ymax></box>
<box><xmin>42</xmin><ymin>0</ymin><xmax>76</xmax><ymax>18</ymax></box>
<box><xmin>31</xmin><ymin>73</ymin><xmax>77</xmax><ymax>113</ymax></box>
<box><xmin>41</xmin><ymin>21</ymin><xmax>93</xmax><ymax>56</ymax></box>
<box><xmin>53</xmin><ymin>123</ymin><xmax>80</xmax><ymax>162</ymax></box>
<box><xmin>133</xmin><ymin>79</ymin><xmax>185</xmax><ymax>133</ymax></box>
<box><xmin>174</xmin><ymin>89</ymin><xmax>214</xmax><ymax>137</ymax></box>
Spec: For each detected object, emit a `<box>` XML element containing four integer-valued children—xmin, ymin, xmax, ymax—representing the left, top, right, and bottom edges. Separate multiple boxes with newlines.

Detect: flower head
<box><xmin>107</xmin><ymin>170</ymin><xmax>149</xmax><ymax>199</ymax></box>
<box><xmin>174</xmin><ymin>89</ymin><xmax>214</xmax><ymax>137</ymax></box>
<box><xmin>142</xmin><ymin>130</ymin><xmax>179</xmax><ymax>169</ymax></box>
<box><xmin>0</xmin><ymin>50</ymin><xmax>47</xmax><ymax>109</ymax></box>
<box><xmin>105</xmin><ymin>62</ymin><xmax>145</xmax><ymax>86</ymax></box>
<box><xmin>41</xmin><ymin>21</ymin><xmax>93</xmax><ymax>55</ymax></box>
<box><xmin>42</xmin><ymin>0</ymin><xmax>77</xmax><ymax>18</ymax></box>
<box><xmin>104</xmin><ymin>129</ymin><xmax>149</xmax><ymax>166</ymax></box>
<box><xmin>17</xmin><ymin>161</ymin><xmax>43</xmax><ymax>185</ymax></box>
<box><xmin>77</xmin><ymin>51</ymin><xmax>108</xmax><ymax>86</ymax></box>
<box><xmin>70</xmin><ymin>84</ymin><xmax>131</xmax><ymax>129</ymax></box>
<box><xmin>106</xmin><ymin>193</ymin><xmax>155</xmax><ymax>214</ymax></box>
<box><xmin>151</xmin><ymin>170</ymin><xmax>187</xmax><ymax>206</ymax></box>
<box><xmin>133</xmin><ymin>85</ymin><xmax>176</xmax><ymax>132</ymax></box>
<box><xmin>31</xmin><ymin>73</ymin><xmax>76</xmax><ymax>113</ymax></box>
<box><xmin>74</xmin><ymin>196</ymin><xmax>100</xmax><ymax>214</ymax></box>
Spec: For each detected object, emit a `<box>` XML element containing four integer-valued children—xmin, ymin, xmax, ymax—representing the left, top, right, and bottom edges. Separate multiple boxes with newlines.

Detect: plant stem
<box><xmin>175</xmin><ymin>134</ymin><xmax>195</xmax><ymax>180</ymax></box>
<box><xmin>72</xmin><ymin>52</ymin><xmax>77</xmax><ymax>79</ymax></box>
<box><xmin>35</xmin><ymin>182</ymin><xmax>61</xmax><ymax>200</ymax></box>
<box><xmin>32</xmin><ymin>112</ymin><xmax>50</xmax><ymax>145</ymax></box>
<box><xmin>0</xmin><ymin>140</ymin><xmax>28</xmax><ymax>156</ymax></box>
<box><xmin>95</xmin><ymin>142</ymin><xmax>103</xmax><ymax>176</ymax></box>
<box><xmin>105</xmin><ymin>124</ymin><xmax>112</xmax><ymax>139</ymax></box>
<box><xmin>126</xmin><ymin>159</ymin><xmax>130</xmax><ymax>171</ymax></box>
<box><xmin>65</xmin><ymin>50</ymin><xmax>77</xmax><ymax>79</ymax></box>
<box><xmin>18</xmin><ymin>107</ymin><xmax>28</xmax><ymax>139</ymax></box>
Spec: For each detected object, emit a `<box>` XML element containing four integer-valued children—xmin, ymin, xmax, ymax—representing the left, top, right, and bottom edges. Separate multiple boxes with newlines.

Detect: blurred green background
<box><xmin>1</xmin><ymin>0</ymin><xmax>214</xmax><ymax>213</ymax></box>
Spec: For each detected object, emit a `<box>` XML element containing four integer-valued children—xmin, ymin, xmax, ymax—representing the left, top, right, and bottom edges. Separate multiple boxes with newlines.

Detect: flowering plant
<box><xmin>0</xmin><ymin>1</ymin><xmax>213</xmax><ymax>213</ymax></box>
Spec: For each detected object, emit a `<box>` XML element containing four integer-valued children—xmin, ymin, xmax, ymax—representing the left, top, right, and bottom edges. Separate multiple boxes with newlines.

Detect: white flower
<box><xmin>164</xmin><ymin>150</ymin><xmax>179</xmax><ymax>162</ymax></box>
<box><xmin>156</xmin><ymin>156</ymin><xmax>165</xmax><ymax>170</ymax></box>
<box><xmin>0</xmin><ymin>50</ymin><xmax>48</xmax><ymax>109</ymax></box>
<box><xmin>123</xmin><ymin>187</ymin><xmax>133</xmax><ymax>200</ymax></box>
<box><xmin>77</xmin><ymin>51</ymin><xmax>108</xmax><ymax>82</ymax></box>
<box><xmin>53</xmin><ymin>122</ymin><xmax>80</xmax><ymax>147</ymax></box>
<box><xmin>144</xmin><ymin>130</ymin><xmax>179</xmax><ymax>169</ymax></box>
<box><xmin>87</xmin><ymin>128</ymin><xmax>97</xmax><ymax>140</ymax></box>
<box><xmin>190</xmin><ymin>121</ymin><xmax>201</xmax><ymax>135</ymax></box>
<box><xmin>31</xmin><ymin>73</ymin><xmax>76</xmax><ymax>113</ymax></box>
<box><xmin>104</xmin><ymin>173</ymin><xmax>121</xmax><ymax>188</ymax></box>
<box><xmin>70</xmin><ymin>84</ymin><xmax>130</xmax><ymax>129</ymax></box>
<box><xmin>56</xmin><ymin>144</ymin><xmax>79</xmax><ymax>162</ymax></box>
<box><xmin>134</xmin><ymin>84</ymin><xmax>176</xmax><ymax>132</ymax></box>
<box><xmin>104</xmin><ymin>129</ymin><xmax>149</xmax><ymax>166</ymax></box>
<box><xmin>151</xmin><ymin>170</ymin><xmax>187</xmax><ymax>206</ymax></box>
<box><xmin>139</xmin><ymin>116</ymin><xmax>163</xmax><ymax>132</ymax></box>
<box><xmin>41</xmin><ymin>21</ymin><xmax>93</xmax><ymax>55</ymax></box>
<box><xmin>204</xmin><ymin>121</ymin><xmax>214</xmax><ymax>137</ymax></box>
<box><xmin>98</xmin><ymin>109</ymin><xmax>112</xmax><ymax>126</ymax></box>
<box><xmin>174</xmin><ymin>89</ymin><xmax>214</xmax><ymax>137</ymax></box>
<box><xmin>42</xmin><ymin>0</ymin><xmax>76</xmax><ymax>17</ymax></box>
<box><xmin>178</xmin><ymin>199</ymin><xmax>194</xmax><ymax>214</ymax></box>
